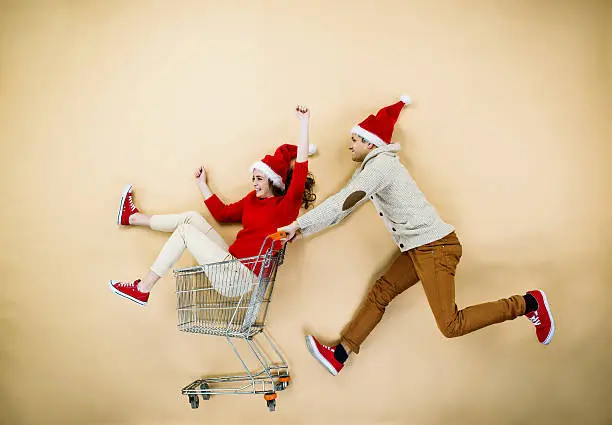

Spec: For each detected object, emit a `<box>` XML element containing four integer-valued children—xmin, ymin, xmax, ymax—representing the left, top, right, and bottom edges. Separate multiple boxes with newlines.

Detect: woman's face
<box><xmin>252</xmin><ymin>169</ymin><xmax>274</xmax><ymax>198</ymax></box>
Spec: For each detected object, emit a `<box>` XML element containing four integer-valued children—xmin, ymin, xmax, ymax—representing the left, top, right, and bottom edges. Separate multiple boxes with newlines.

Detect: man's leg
<box><xmin>409</xmin><ymin>232</ymin><xmax>527</xmax><ymax>338</ymax></box>
<box><xmin>341</xmin><ymin>251</ymin><xmax>420</xmax><ymax>353</ymax></box>
<box><xmin>305</xmin><ymin>251</ymin><xmax>420</xmax><ymax>375</ymax></box>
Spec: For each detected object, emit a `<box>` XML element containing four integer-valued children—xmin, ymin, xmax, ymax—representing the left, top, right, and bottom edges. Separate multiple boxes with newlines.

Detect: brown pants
<box><xmin>342</xmin><ymin>232</ymin><xmax>526</xmax><ymax>353</ymax></box>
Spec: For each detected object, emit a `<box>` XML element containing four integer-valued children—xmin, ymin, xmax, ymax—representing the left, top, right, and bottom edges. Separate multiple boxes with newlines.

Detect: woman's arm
<box><xmin>295</xmin><ymin>105</ymin><xmax>310</xmax><ymax>163</ymax></box>
<box><xmin>195</xmin><ymin>165</ymin><xmax>213</xmax><ymax>200</ymax></box>
<box><xmin>282</xmin><ymin>107</ymin><xmax>311</xmax><ymax>204</ymax></box>
<box><xmin>204</xmin><ymin>195</ymin><xmax>246</xmax><ymax>223</ymax></box>
<box><xmin>194</xmin><ymin>165</ymin><xmax>245</xmax><ymax>223</ymax></box>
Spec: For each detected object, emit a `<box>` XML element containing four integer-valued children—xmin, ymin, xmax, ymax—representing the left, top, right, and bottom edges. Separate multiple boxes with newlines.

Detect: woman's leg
<box><xmin>208</xmin><ymin>258</ymin><xmax>255</xmax><ymax>298</ymax></box>
<box><xmin>129</xmin><ymin>213</ymin><xmax>151</xmax><ymax>227</ymax></box>
<box><xmin>133</xmin><ymin>211</ymin><xmax>228</xmax><ymax>251</ymax></box>
<box><xmin>140</xmin><ymin>223</ymin><xmax>230</xmax><ymax>293</ymax></box>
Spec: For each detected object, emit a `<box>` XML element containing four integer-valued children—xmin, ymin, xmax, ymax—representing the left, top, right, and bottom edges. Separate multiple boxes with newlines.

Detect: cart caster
<box><xmin>200</xmin><ymin>382</ymin><xmax>211</xmax><ymax>400</ymax></box>
<box><xmin>264</xmin><ymin>393</ymin><xmax>277</xmax><ymax>412</ymax></box>
<box><xmin>188</xmin><ymin>394</ymin><xmax>199</xmax><ymax>409</ymax></box>
<box><xmin>275</xmin><ymin>375</ymin><xmax>291</xmax><ymax>391</ymax></box>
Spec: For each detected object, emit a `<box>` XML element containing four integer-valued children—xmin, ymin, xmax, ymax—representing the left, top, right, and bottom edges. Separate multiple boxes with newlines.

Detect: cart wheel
<box><xmin>275</xmin><ymin>381</ymin><xmax>289</xmax><ymax>391</ymax></box>
<box><xmin>275</xmin><ymin>375</ymin><xmax>291</xmax><ymax>391</ymax></box>
<box><xmin>188</xmin><ymin>394</ymin><xmax>199</xmax><ymax>409</ymax></box>
<box><xmin>200</xmin><ymin>382</ymin><xmax>211</xmax><ymax>400</ymax></box>
<box><xmin>267</xmin><ymin>399</ymin><xmax>276</xmax><ymax>412</ymax></box>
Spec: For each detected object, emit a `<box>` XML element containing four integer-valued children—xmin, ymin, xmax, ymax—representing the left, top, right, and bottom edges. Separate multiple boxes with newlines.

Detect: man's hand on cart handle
<box><xmin>277</xmin><ymin>221</ymin><xmax>302</xmax><ymax>243</ymax></box>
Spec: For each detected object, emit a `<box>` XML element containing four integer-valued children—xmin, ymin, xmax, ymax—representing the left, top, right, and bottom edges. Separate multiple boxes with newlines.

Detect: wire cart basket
<box><xmin>174</xmin><ymin>232</ymin><xmax>290</xmax><ymax>412</ymax></box>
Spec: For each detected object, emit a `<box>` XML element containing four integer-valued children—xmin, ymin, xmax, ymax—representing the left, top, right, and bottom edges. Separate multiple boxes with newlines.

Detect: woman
<box><xmin>110</xmin><ymin>106</ymin><xmax>316</xmax><ymax>305</ymax></box>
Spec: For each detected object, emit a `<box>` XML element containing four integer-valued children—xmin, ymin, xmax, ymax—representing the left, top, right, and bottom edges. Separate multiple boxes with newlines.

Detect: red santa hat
<box><xmin>351</xmin><ymin>95</ymin><xmax>412</xmax><ymax>146</ymax></box>
<box><xmin>250</xmin><ymin>143</ymin><xmax>317</xmax><ymax>190</ymax></box>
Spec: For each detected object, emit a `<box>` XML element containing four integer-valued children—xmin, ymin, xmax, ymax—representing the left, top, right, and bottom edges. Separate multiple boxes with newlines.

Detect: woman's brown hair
<box><xmin>270</xmin><ymin>168</ymin><xmax>316</xmax><ymax>209</ymax></box>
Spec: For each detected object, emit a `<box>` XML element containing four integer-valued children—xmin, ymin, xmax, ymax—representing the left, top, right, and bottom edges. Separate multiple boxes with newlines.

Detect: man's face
<box><xmin>349</xmin><ymin>134</ymin><xmax>375</xmax><ymax>162</ymax></box>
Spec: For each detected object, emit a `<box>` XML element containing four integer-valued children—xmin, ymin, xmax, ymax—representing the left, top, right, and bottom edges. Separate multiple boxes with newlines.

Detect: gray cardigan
<box><xmin>296</xmin><ymin>144</ymin><xmax>454</xmax><ymax>251</ymax></box>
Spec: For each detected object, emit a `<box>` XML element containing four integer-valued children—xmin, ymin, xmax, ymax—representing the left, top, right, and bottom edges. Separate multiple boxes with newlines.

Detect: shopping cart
<box><xmin>174</xmin><ymin>232</ymin><xmax>290</xmax><ymax>412</ymax></box>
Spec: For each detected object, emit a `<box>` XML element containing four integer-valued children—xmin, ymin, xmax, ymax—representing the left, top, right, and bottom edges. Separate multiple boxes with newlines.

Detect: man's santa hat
<box><xmin>250</xmin><ymin>143</ymin><xmax>317</xmax><ymax>190</ymax></box>
<box><xmin>351</xmin><ymin>95</ymin><xmax>412</xmax><ymax>146</ymax></box>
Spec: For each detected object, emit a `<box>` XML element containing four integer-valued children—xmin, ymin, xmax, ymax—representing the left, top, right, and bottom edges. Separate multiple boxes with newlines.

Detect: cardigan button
<box><xmin>379</xmin><ymin>212</ymin><xmax>383</xmax><ymax>217</ymax></box>
<box><xmin>392</xmin><ymin>228</ymin><xmax>396</xmax><ymax>232</ymax></box>
<box><xmin>400</xmin><ymin>243</ymin><xmax>404</xmax><ymax>248</ymax></box>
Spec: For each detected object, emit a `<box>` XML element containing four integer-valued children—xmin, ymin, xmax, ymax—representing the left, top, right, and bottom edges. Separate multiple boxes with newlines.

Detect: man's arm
<box><xmin>280</xmin><ymin>158</ymin><xmax>391</xmax><ymax>240</ymax></box>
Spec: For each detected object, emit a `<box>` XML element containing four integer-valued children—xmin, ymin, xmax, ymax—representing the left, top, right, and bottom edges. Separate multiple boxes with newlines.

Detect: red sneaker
<box><xmin>525</xmin><ymin>290</ymin><xmax>555</xmax><ymax>345</ymax></box>
<box><xmin>109</xmin><ymin>279</ymin><xmax>149</xmax><ymax>306</ymax></box>
<box><xmin>117</xmin><ymin>184</ymin><xmax>139</xmax><ymax>226</ymax></box>
<box><xmin>305</xmin><ymin>335</ymin><xmax>344</xmax><ymax>376</ymax></box>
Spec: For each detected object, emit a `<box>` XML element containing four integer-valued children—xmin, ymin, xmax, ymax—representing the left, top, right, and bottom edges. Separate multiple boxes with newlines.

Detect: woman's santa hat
<box><xmin>250</xmin><ymin>143</ymin><xmax>317</xmax><ymax>190</ymax></box>
<box><xmin>351</xmin><ymin>95</ymin><xmax>412</xmax><ymax>146</ymax></box>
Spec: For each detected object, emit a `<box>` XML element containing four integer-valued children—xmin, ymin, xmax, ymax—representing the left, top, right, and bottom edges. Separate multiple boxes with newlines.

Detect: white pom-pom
<box><xmin>400</xmin><ymin>95</ymin><xmax>412</xmax><ymax>105</ymax></box>
<box><xmin>308</xmin><ymin>144</ymin><xmax>317</xmax><ymax>156</ymax></box>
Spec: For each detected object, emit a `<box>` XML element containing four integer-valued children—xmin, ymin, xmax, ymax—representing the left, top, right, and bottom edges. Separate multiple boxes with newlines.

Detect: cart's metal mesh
<box><xmin>175</xmin><ymin>242</ymin><xmax>285</xmax><ymax>338</ymax></box>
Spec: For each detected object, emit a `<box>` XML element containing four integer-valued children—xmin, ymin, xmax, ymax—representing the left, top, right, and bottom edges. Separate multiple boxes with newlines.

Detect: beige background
<box><xmin>1</xmin><ymin>1</ymin><xmax>611</xmax><ymax>424</ymax></box>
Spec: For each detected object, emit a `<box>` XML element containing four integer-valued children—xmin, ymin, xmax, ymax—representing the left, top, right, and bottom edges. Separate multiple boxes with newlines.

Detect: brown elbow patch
<box><xmin>343</xmin><ymin>190</ymin><xmax>366</xmax><ymax>211</ymax></box>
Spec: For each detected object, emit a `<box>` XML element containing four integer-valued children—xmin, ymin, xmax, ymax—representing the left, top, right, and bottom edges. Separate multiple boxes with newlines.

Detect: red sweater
<box><xmin>204</xmin><ymin>161</ymin><xmax>308</xmax><ymax>268</ymax></box>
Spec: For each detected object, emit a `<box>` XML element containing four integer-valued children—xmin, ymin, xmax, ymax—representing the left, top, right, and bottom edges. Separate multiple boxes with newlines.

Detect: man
<box><xmin>279</xmin><ymin>95</ymin><xmax>554</xmax><ymax>376</ymax></box>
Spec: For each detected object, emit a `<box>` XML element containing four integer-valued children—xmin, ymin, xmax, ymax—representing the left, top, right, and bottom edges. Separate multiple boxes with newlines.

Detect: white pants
<box><xmin>149</xmin><ymin>211</ymin><xmax>254</xmax><ymax>297</ymax></box>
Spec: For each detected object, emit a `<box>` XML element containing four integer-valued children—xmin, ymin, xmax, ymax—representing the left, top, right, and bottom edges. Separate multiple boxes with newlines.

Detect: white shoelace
<box><xmin>528</xmin><ymin>312</ymin><xmax>542</xmax><ymax>326</ymax></box>
<box><xmin>116</xmin><ymin>280</ymin><xmax>137</xmax><ymax>288</ymax></box>
<box><xmin>128</xmin><ymin>195</ymin><xmax>137</xmax><ymax>212</ymax></box>
<box><xmin>320</xmin><ymin>342</ymin><xmax>335</xmax><ymax>352</ymax></box>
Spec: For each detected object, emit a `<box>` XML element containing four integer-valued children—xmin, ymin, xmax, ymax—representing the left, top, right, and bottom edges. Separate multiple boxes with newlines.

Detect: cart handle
<box><xmin>269</xmin><ymin>231</ymin><xmax>287</xmax><ymax>241</ymax></box>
